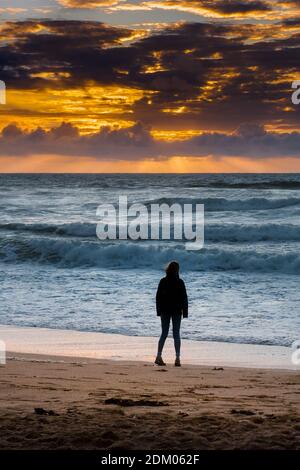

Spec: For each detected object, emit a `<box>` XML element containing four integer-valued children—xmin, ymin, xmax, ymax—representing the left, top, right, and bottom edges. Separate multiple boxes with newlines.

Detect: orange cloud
<box><xmin>0</xmin><ymin>84</ymin><xmax>147</xmax><ymax>135</ymax></box>
<box><xmin>143</xmin><ymin>0</ymin><xmax>273</xmax><ymax>19</ymax></box>
<box><xmin>57</xmin><ymin>0</ymin><xmax>300</xmax><ymax>21</ymax></box>
<box><xmin>58</xmin><ymin>0</ymin><xmax>122</xmax><ymax>7</ymax></box>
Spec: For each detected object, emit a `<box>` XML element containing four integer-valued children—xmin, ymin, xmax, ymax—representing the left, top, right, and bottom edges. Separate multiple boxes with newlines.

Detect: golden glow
<box><xmin>30</xmin><ymin>72</ymin><xmax>71</xmax><ymax>81</ymax></box>
<box><xmin>0</xmin><ymin>21</ymin><xmax>50</xmax><ymax>37</ymax></box>
<box><xmin>55</xmin><ymin>1</ymin><xmax>300</xmax><ymax>24</ymax></box>
<box><xmin>142</xmin><ymin>1</ymin><xmax>276</xmax><ymax>20</ymax></box>
<box><xmin>143</xmin><ymin>64</ymin><xmax>168</xmax><ymax>73</ymax></box>
<box><xmin>2</xmin><ymin>155</ymin><xmax>300</xmax><ymax>173</ymax></box>
<box><xmin>0</xmin><ymin>84</ymin><xmax>149</xmax><ymax>134</ymax></box>
<box><xmin>265</xmin><ymin>123</ymin><xmax>300</xmax><ymax>133</ymax></box>
<box><xmin>143</xmin><ymin>51</ymin><xmax>168</xmax><ymax>74</ymax></box>
<box><xmin>211</xmin><ymin>52</ymin><xmax>223</xmax><ymax>60</ymax></box>
<box><xmin>162</xmin><ymin>106</ymin><xmax>187</xmax><ymax>114</ymax></box>
<box><xmin>270</xmin><ymin>73</ymin><xmax>298</xmax><ymax>85</ymax></box>
<box><xmin>198</xmin><ymin>69</ymin><xmax>241</xmax><ymax>103</ymax></box>
<box><xmin>151</xmin><ymin>129</ymin><xmax>203</xmax><ymax>141</ymax></box>
<box><xmin>118</xmin><ymin>29</ymin><xmax>148</xmax><ymax>44</ymax></box>
<box><xmin>58</xmin><ymin>1</ymin><xmax>120</xmax><ymax>8</ymax></box>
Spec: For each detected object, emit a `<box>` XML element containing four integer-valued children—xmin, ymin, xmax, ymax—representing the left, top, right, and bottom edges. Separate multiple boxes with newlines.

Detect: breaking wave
<box><xmin>1</xmin><ymin>235</ymin><xmax>300</xmax><ymax>274</ymax></box>
<box><xmin>2</xmin><ymin>221</ymin><xmax>300</xmax><ymax>243</ymax></box>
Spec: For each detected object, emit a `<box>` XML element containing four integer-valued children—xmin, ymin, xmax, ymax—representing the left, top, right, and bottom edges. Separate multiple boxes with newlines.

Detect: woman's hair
<box><xmin>165</xmin><ymin>260</ymin><xmax>180</xmax><ymax>277</ymax></box>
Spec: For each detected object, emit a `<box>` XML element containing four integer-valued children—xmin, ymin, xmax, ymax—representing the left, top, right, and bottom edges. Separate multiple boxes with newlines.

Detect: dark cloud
<box><xmin>131</xmin><ymin>21</ymin><xmax>300</xmax><ymax>129</ymax></box>
<box><xmin>0</xmin><ymin>122</ymin><xmax>156</xmax><ymax>159</ymax></box>
<box><xmin>173</xmin><ymin>0</ymin><xmax>272</xmax><ymax>15</ymax></box>
<box><xmin>0</xmin><ymin>18</ymin><xmax>300</xmax><ymax>131</ymax></box>
<box><xmin>1</xmin><ymin>121</ymin><xmax>300</xmax><ymax>160</ymax></box>
<box><xmin>209</xmin><ymin>0</ymin><xmax>271</xmax><ymax>14</ymax></box>
<box><xmin>0</xmin><ymin>20</ymin><xmax>134</xmax><ymax>88</ymax></box>
<box><xmin>281</xmin><ymin>17</ymin><xmax>300</xmax><ymax>26</ymax></box>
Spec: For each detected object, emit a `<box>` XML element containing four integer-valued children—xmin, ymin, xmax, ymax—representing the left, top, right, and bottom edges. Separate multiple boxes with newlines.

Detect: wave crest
<box><xmin>1</xmin><ymin>236</ymin><xmax>300</xmax><ymax>274</ymax></box>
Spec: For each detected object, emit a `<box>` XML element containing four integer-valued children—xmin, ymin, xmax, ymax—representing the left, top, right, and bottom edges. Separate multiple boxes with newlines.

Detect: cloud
<box><xmin>1</xmin><ymin>122</ymin><xmax>300</xmax><ymax>160</ymax></box>
<box><xmin>55</xmin><ymin>0</ymin><xmax>300</xmax><ymax>22</ymax></box>
<box><xmin>206</xmin><ymin>0</ymin><xmax>271</xmax><ymax>14</ymax></box>
<box><xmin>0</xmin><ymin>18</ymin><xmax>299</xmax><ymax>133</ymax></box>
<box><xmin>144</xmin><ymin>1</ymin><xmax>273</xmax><ymax>18</ymax></box>
<box><xmin>56</xmin><ymin>0</ymin><xmax>289</xmax><ymax>19</ymax></box>
<box><xmin>58</xmin><ymin>0</ymin><xmax>120</xmax><ymax>8</ymax></box>
<box><xmin>0</xmin><ymin>8</ymin><xmax>27</xmax><ymax>13</ymax></box>
<box><xmin>0</xmin><ymin>20</ymin><xmax>136</xmax><ymax>88</ymax></box>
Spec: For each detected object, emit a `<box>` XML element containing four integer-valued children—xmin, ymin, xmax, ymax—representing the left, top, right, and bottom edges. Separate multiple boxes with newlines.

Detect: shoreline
<box><xmin>0</xmin><ymin>324</ymin><xmax>297</xmax><ymax>370</ymax></box>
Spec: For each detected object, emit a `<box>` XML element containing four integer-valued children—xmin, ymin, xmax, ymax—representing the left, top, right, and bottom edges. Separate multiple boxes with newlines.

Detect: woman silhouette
<box><xmin>155</xmin><ymin>261</ymin><xmax>188</xmax><ymax>367</ymax></box>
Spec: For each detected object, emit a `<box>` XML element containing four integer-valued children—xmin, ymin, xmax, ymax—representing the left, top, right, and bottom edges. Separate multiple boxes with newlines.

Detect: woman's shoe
<box><xmin>175</xmin><ymin>358</ymin><xmax>181</xmax><ymax>367</ymax></box>
<box><xmin>155</xmin><ymin>356</ymin><xmax>166</xmax><ymax>366</ymax></box>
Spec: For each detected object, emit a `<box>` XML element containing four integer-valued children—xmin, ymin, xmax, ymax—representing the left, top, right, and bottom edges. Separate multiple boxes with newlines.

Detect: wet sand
<box><xmin>0</xmin><ymin>325</ymin><xmax>295</xmax><ymax>369</ymax></box>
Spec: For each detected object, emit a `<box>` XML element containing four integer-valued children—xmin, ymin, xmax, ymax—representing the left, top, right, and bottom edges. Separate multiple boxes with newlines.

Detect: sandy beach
<box><xmin>2</xmin><ymin>0</ymin><xmax>300</xmax><ymax>456</ymax></box>
<box><xmin>1</xmin><ymin>351</ymin><xmax>299</xmax><ymax>450</ymax></box>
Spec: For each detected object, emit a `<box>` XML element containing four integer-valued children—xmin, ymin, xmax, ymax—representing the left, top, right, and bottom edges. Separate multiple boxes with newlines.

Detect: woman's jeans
<box><xmin>157</xmin><ymin>313</ymin><xmax>181</xmax><ymax>358</ymax></box>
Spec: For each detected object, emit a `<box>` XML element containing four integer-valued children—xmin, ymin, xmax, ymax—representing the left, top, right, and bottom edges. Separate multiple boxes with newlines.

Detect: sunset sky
<box><xmin>0</xmin><ymin>0</ymin><xmax>300</xmax><ymax>172</ymax></box>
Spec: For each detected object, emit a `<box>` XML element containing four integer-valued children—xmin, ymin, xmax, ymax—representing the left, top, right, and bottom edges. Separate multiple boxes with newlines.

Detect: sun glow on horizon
<box><xmin>1</xmin><ymin>154</ymin><xmax>300</xmax><ymax>174</ymax></box>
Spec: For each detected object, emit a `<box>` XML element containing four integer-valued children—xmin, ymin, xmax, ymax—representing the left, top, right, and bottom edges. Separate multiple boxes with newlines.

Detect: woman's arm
<box><xmin>156</xmin><ymin>279</ymin><xmax>164</xmax><ymax>316</ymax></box>
<box><xmin>181</xmin><ymin>280</ymin><xmax>188</xmax><ymax>318</ymax></box>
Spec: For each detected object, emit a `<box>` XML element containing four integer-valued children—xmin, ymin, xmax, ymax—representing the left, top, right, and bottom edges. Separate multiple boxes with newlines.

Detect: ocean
<box><xmin>0</xmin><ymin>173</ymin><xmax>299</xmax><ymax>348</ymax></box>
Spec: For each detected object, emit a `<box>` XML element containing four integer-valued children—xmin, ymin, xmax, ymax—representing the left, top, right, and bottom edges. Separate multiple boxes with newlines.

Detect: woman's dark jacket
<box><xmin>156</xmin><ymin>275</ymin><xmax>188</xmax><ymax>318</ymax></box>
